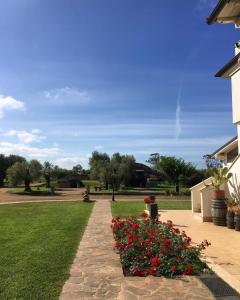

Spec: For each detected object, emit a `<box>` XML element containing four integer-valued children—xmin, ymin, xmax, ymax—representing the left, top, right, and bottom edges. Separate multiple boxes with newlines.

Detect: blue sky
<box><xmin>0</xmin><ymin>0</ymin><xmax>239</xmax><ymax>169</ymax></box>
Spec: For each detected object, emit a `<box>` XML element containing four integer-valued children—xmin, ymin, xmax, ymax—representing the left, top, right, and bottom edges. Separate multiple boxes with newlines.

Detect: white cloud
<box><xmin>0</xmin><ymin>142</ymin><xmax>59</xmax><ymax>158</ymax></box>
<box><xmin>54</xmin><ymin>156</ymin><xmax>88</xmax><ymax>169</ymax></box>
<box><xmin>5</xmin><ymin>129</ymin><xmax>46</xmax><ymax>144</ymax></box>
<box><xmin>0</xmin><ymin>95</ymin><xmax>25</xmax><ymax>118</ymax></box>
<box><xmin>44</xmin><ymin>87</ymin><xmax>90</xmax><ymax>105</ymax></box>
<box><xmin>94</xmin><ymin>145</ymin><xmax>103</xmax><ymax>151</ymax></box>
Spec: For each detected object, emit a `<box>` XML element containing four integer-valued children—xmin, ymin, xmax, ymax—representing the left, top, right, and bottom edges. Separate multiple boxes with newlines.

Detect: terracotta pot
<box><xmin>213</xmin><ymin>189</ymin><xmax>225</xmax><ymax>200</ymax></box>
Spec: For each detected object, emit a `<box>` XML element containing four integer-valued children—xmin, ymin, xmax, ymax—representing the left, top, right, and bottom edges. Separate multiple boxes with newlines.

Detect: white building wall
<box><xmin>238</xmin><ymin>125</ymin><xmax>240</xmax><ymax>153</ymax></box>
<box><xmin>227</xmin><ymin>155</ymin><xmax>240</xmax><ymax>200</ymax></box>
<box><xmin>232</xmin><ymin>44</ymin><xmax>240</xmax><ymax>124</ymax></box>
<box><xmin>231</xmin><ymin>71</ymin><xmax>240</xmax><ymax>124</ymax></box>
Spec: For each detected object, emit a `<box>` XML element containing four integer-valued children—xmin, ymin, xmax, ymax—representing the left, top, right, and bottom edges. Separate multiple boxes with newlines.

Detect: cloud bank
<box><xmin>0</xmin><ymin>142</ymin><xmax>60</xmax><ymax>158</ymax></box>
<box><xmin>5</xmin><ymin>129</ymin><xmax>45</xmax><ymax>144</ymax></box>
<box><xmin>0</xmin><ymin>95</ymin><xmax>25</xmax><ymax>118</ymax></box>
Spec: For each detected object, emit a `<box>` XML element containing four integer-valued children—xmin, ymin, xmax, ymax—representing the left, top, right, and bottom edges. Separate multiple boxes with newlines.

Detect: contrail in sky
<box><xmin>175</xmin><ymin>86</ymin><xmax>182</xmax><ymax>140</ymax></box>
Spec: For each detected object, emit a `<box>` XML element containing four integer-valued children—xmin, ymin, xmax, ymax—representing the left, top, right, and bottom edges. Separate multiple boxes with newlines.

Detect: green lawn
<box><xmin>111</xmin><ymin>200</ymin><xmax>191</xmax><ymax>218</ymax></box>
<box><xmin>90</xmin><ymin>186</ymin><xmax>190</xmax><ymax>196</ymax></box>
<box><xmin>82</xmin><ymin>180</ymin><xmax>100</xmax><ymax>187</ymax></box>
<box><xmin>0</xmin><ymin>201</ymin><xmax>93</xmax><ymax>299</ymax></box>
<box><xmin>9</xmin><ymin>186</ymin><xmax>56</xmax><ymax>196</ymax></box>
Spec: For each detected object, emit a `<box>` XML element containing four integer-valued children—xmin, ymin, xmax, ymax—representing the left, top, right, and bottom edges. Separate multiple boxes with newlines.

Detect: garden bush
<box><xmin>112</xmin><ymin>213</ymin><xmax>210</xmax><ymax>277</ymax></box>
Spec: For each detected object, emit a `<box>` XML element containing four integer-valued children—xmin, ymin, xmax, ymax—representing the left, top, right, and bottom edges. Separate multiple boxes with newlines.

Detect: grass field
<box><xmin>0</xmin><ymin>201</ymin><xmax>93</xmax><ymax>299</ymax></box>
<box><xmin>82</xmin><ymin>180</ymin><xmax>100</xmax><ymax>187</ymax></box>
<box><xmin>9</xmin><ymin>186</ymin><xmax>56</xmax><ymax>196</ymax></box>
<box><xmin>90</xmin><ymin>186</ymin><xmax>190</xmax><ymax>196</ymax></box>
<box><xmin>111</xmin><ymin>200</ymin><xmax>191</xmax><ymax>218</ymax></box>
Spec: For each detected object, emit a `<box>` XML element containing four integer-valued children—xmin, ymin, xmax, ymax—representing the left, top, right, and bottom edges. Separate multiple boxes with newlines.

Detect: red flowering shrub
<box><xmin>111</xmin><ymin>214</ymin><xmax>210</xmax><ymax>277</ymax></box>
<box><xmin>144</xmin><ymin>196</ymin><xmax>155</xmax><ymax>204</ymax></box>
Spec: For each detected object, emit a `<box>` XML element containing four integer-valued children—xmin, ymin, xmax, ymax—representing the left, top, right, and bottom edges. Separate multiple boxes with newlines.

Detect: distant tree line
<box><xmin>0</xmin><ymin>154</ymin><xmax>89</xmax><ymax>191</ymax></box>
<box><xmin>146</xmin><ymin>153</ymin><xmax>218</xmax><ymax>193</ymax></box>
<box><xmin>0</xmin><ymin>151</ymin><xmax>221</xmax><ymax>194</ymax></box>
<box><xmin>89</xmin><ymin>151</ymin><xmax>136</xmax><ymax>190</ymax></box>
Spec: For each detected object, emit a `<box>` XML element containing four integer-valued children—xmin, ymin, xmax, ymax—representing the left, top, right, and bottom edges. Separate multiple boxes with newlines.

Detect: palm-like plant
<box><xmin>211</xmin><ymin>167</ymin><xmax>232</xmax><ymax>190</ymax></box>
<box><xmin>204</xmin><ymin>167</ymin><xmax>232</xmax><ymax>199</ymax></box>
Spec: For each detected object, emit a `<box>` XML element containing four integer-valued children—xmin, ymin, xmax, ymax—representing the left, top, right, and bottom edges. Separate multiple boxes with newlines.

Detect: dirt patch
<box><xmin>0</xmin><ymin>188</ymin><xmax>190</xmax><ymax>204</ymax></box>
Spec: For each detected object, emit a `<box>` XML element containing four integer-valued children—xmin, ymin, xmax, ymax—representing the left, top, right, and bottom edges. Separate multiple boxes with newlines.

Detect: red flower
<box><xmin>113</xmin><ymin>223</ymin><xmax>120</xmax><ymax>230</ymax></box>
<box><xmin>148</xmin><ymin>268</ymin><xmax>156</xmax><ymax>276</ymax></box>
<box><xmin>181</xmin><ymin>244</ymin><xmax>188</xmax><ymax>250</ymax></box>
<box><xmin>164</xmin><ymin>239</ymin><xmax>171</xmax><ymax>247</ymax></box>
<box><xmin>170</xmin><ymin>265</ymin><xmax>177</xmax><ymax>272</ymax></box>
<box><xmin>133</xmin><ymin>267</ymin><xmax>144</xmax><ymax>276</ymax></box>
<box><xmin>144</xmin><ymin>197</ymin><xmax>151</xmax><ymax>204</ymax></box>
<box><xmin>132</xmin><ymin>223</ymin><xmax>139</xmax><ymax>230</ymax></box>
<box><xmin>141</xmin><ymin>211</ymin><xmax>148</xmax><ymax>218</ymax></box>
<box><xmin>151</xmin><ymin>257</ymin><xmax>160</xmax><ymax>267</ymax></box>
<box><xmin>127</xmin><ymin>233</ymin><xmax>132</xmax><ymax>239</ymax></box>
<box><xmin>147</xmin><ymin>250</ymin><xmax>153</xmax><ymax>258</ymax></box>
<box><xmin>183</xmin><ymin>264</ymin><xmax>193</xmax><ymax>275</ymax></box>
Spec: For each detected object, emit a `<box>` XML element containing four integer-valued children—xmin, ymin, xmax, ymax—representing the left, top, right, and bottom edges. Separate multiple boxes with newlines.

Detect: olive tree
<box><xmin>7</xmin><ymin>159</ymin><xmax>42</xmax><ymax>191</ymax></box>
<box><xmin>42</xmin><ymin>161</ymin><xmax>55</xmax><ymax>188</ymax></box>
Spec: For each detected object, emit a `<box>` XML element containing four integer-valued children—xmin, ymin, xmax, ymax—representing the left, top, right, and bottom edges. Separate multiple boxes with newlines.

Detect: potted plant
<box><xmin>228</xmin><ymin>180</ymin><xmax>240</xmax><ymax>231</ymax></box>
<box><xmin>225</xmin><ymin>198</ymin><xmax>237</xmax><ymax>229</ymax></box>
<box><xmin>144</xmin><ymin>195</ymin><xmax>155</xmax><ymax>211</ymax></box>
<box><xmin>204</xmin><ymin>167</ymin><xmax>232</xmax><ymax>226</ymax></box>
<box><xmin>82</xmin><ymin>189</ymin><xmax>90</xmax><ymax>202</ymax></box>
<box><xmin>234</xmin><ymin>206</ymin><xmax>240</xmax><ymax>231</ymax></box>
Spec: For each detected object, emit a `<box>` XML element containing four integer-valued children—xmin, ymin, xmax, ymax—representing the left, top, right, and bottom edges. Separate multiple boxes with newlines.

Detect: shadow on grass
<box><xmin>9</xmin><ymin>190</ymin><xmax>62</xmax><ymax>196</ymax></box>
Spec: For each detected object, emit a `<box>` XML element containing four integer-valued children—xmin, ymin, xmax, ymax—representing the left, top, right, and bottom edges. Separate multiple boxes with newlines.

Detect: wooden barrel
<box><xmin>234</xmin><ymin>215</ymin><xmax>240</xmax><ymax>231</ymax></box>
<box><xmin>211</xmin><ymin>199</ymin><xmax>227</xmax><ymax>226</ymax></box>
<box><xmin>226</xmin><ymin>211</ymin><xmax>235</xmax><ymax>229</ymax></box>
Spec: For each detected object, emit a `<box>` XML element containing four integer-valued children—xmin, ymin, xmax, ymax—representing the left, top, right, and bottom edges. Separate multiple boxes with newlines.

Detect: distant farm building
<box><xmin>133</xmin><ymin>163</ymin><xmax>161</xmax><ymax>187</ymax></box>
<box><xmin>58</xmin><ymin>175</ymin><xmax>87</xmax><ymax>188</ymax></box>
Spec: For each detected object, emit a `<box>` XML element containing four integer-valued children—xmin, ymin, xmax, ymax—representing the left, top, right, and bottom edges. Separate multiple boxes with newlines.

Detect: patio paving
<box><xmin>60</xmin><ymin>201</ymin><xmax>215</xmax><ymax>299</ymax></box>
<box><xmin>160</xmin><ymin>210</ymin><xmax>240</xmax><ymax>295</ymax></box>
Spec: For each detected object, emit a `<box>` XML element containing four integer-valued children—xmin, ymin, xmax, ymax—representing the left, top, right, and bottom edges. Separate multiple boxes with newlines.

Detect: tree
<box><xmin>0</xmin><ymin>155</ymin><xmax>9</xmax><ymax>187</ymax></box>
<box><xmin>0</xmin><ymin>154</ymin><xmax>25</xmax><ymax>187</ymax></box>
<box><xmin>146</xmin><ymin>153</ymin><xmax>160</xmax><ymax>169</ymax></box>
<box><xmin>118</xmin><ymin>155</ymin><xmax>136</xmax><ymax>187</ymax></box>
<box><xmin>7</xmin><ymin>159</ymin><xmax>42</xmax><ymax>191</ymax></box>
<box><xmin>89</xmin><ymin>151</ymin><xmax>137</xmax><ymax>189</ymax></box>
<box><xmin>72</xmin><ymin>164</ymin><xmax>83</xmax><ymax>175</ymax></box>
<box><xmin>52</xmin><ymin>166</ymin><xmax>70</xmax><ymax>179</ymax></box>
<box><xmin>155</xmin><ymin>156</ymin><xmax>196</xmax><ymax>193</ymax></box>
<box><xmin>203</xmin><ymin>154</ymin><xmax>222</xmax><ymax>175</ymax></box>
<box><xmin>89</xmin><ymin>151</ymin><xmax>111</xmax><ymax>189</ymax></box>
<box><xmin>42</xmin><ymin>161</ymin><xmax>54</xmax><ymax>188</ymax></box>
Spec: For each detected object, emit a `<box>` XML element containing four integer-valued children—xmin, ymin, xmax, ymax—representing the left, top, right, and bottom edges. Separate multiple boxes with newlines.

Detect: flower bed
<box><xmin>111</xmin><ymin>213</ymin><xmax>210</xmax><ymax>277</ymax></box>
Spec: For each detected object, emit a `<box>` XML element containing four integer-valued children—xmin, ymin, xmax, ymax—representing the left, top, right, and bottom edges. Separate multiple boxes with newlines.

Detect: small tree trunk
<box><xmin>46</xmin><ymin>176</ymin><xmax>50</xmax><ymax>188</ymax></box>
<box><xmin>175</xmin><ymin>180</ymin><xmax>180</xmax><ymax>194</ymax></box>
<box><xmin>105</xmin><ymin>181</ymin><xmax>109</xmax><ymax>190</ymax></box>
<box><xmin>24</xmin><ymin>178</ymin><xmax>31</xmax><ymax>192</ymax></box>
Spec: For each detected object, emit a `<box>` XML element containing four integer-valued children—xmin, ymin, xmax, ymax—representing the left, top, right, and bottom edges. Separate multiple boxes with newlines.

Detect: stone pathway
<box><xmin>60</xmin><ymin>201</ymin><xmax>215</xmax><ymax>299</ymax></box>
<box><xmin>60</xmin><ymin>200</ymin><xmax>123</xmax><ymax>300</ymax></box>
